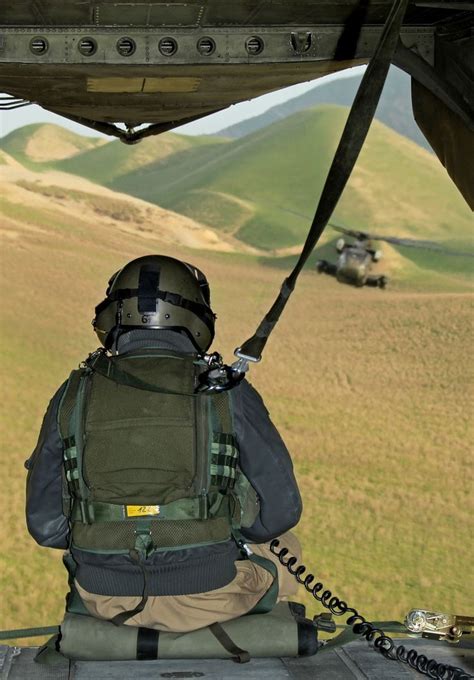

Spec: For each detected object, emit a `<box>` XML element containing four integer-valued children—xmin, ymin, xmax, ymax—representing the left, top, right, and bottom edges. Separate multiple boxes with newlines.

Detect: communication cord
<box><xmin>270</xmin><ymin>539</ymin><xmax>473</xmax><ymax>680</ymax></box>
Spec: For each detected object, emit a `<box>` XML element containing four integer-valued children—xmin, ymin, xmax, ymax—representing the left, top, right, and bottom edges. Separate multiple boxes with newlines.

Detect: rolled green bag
<box><xmin>58</xmin><ymin>601</ymin><xmax>318</xmax><ymax>661</ymax></box>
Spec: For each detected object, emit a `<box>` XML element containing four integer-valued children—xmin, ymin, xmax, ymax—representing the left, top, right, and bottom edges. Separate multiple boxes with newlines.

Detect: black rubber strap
<box><xmin>237</xmin><ymin>0</ymin><xmax>409</xmax><ymax>363</ymax></box>
<box><xmin>138</xmin><ymin>265</ymin><xmax>160</xmax><ymax>314</ymax></box>
<box><xmin>209</xmin><ymin>622</ymin><xmax>250</xmax><ymax>664</ymax></box>
<box><xmin>136</xmin><ymin>627</ymin><xmax>159</xmax><ymax>660</ymax></box>
<box><xmin>111</xmin><ymin>551</ymin><xmax>149</xmax><ymax>626</ymax></box>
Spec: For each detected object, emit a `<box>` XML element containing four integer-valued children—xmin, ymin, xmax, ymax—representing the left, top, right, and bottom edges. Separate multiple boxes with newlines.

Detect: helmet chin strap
<box><xmin>106</xmin><ymin>325</ymin><xmax>123</xmax><ymax>353</ymax></box>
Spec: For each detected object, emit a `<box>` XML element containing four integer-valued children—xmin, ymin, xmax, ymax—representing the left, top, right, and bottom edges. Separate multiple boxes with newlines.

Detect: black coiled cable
<box><xmin>270</xmin><ymin>540</ymin><xmax>473</xmax><ymax>680</ymax></box>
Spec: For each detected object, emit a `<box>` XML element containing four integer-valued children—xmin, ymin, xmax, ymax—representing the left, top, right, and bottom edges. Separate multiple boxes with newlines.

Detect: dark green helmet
<box><xmin>93</xmin><ymin>255</ymin><xmax>215</xmax><ymax>351</ymax></box>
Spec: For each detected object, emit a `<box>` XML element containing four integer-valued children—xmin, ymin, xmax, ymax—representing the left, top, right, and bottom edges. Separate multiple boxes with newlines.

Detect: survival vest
<box><xmin>57</xmin><ymin>349</ymin><xmax>259</xmax><ymax>560</ymax></box>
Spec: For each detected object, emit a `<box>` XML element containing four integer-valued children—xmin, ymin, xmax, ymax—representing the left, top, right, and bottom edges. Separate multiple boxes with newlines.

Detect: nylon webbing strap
<box><xmin>208</xmin><ymin>622</ymin><xmax>250</xmax><ymax>663</ymax></box>
<box><xmin>0</xmin><ymin>626</ymin><xmax>60</xmax><ymax>640</ymax></box>
<box><xmin>136</xmin><ymin>627</ymin><xmax>159</xmax><ymax>660</ymax></box>
<box><xmin>237</xmin><ymin>0</ymin><xmax>409</xmax><ymax>362</ymax></box>
<box><xmin>89</xmin><ymin>352</ymin><xmax>195</xmax><ymax>396</ymax></box>
<box><xmin>70</xmin><ymin>497</ymin><xmax>208</xmax><ymax>522</ymax></box>
<box><xmin>111</xmin><ymin>551</ymin><xmax>149</xmax><ymax>626</ymax></box>
<box><xmin>246</xmin><ymin>553</ymin><xmax>279</xmax><ymax>615</ymax></box>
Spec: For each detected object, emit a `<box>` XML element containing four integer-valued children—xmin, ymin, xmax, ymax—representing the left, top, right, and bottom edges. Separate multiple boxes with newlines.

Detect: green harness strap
<box><xmin>88</xmin><ymin>350</ymin><xmax>197</xmax><ymax>396</ymax></box>
<box><xmin>69</xmin><ymin>496</ymin><xmax>229</xmax><ymax>522</ymax></box>
<box><xmin>63</xmin><ymin>552</ymin><xmax>90</xmax><ymax>617</ymax></box>
<box><xmin>246</xmin><ymin>552</ymin><xmax>279</xmax><ymax>615</ymax></box>
<box><xmin>208</xmin><ymin>622</ymin><xmax>250</xmax><ymax>663</ymax></box>
<box><xmin>232</xmin><ymin>529</ymin><xmax>279</xmax><ymax>615</ymax></box>
<box><xmin>62</xmin><ymin>371</ymin><xmax>92</xmax><ymax>524</ymax></box>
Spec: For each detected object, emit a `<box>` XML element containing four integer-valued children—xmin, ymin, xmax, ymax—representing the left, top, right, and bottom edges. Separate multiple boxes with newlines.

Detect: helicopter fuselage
<box><xmin>316</xmin><ymin>238</ymin><xmax>387</xmax><ymax>289</ymax></box>
<box><xmin>336</xmin><ymin>247</ymin><xmax>371</xmax><ymax>286</ymax></box>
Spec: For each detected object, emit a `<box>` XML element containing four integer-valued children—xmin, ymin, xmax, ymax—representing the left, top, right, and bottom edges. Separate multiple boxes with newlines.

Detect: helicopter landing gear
<box><xmin>316</xmin><ymin>260</ymin><xmax>327</xmax><ymax>273</ymax></box>
<box><xmin>316</xmin><ymin>260</ymin><xmax>338</xmax><ymax>277</ymax></box>
<box><xmin>366</xmin><ymin>275</ymin><xmax>388</xmax><ymax>288</ymax></box>
<box><xmin>372</xmin><ymin>249</ymin><xmax>382</xmax><ymax>262</ymax></box>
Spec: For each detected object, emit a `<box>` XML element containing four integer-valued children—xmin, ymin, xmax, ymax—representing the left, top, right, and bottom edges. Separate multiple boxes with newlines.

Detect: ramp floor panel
<box><xmin>2</xmin><ymin>639</ymin><xmax>473</xmax><ymax>679</ymax></box>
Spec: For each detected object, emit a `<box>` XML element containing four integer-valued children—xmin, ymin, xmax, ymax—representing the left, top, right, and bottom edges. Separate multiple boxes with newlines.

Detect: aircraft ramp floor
<box><xmin>1</xmin><ymin>638</ymin><xmax>473</xmax><ymax>679</ymax></box>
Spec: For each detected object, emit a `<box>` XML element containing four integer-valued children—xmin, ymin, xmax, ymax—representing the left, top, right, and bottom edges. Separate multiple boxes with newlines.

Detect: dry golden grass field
<box><xmin>0</xmin><ymin>163</ymin><xmax>473</xmax><ymax>644</ymax></box>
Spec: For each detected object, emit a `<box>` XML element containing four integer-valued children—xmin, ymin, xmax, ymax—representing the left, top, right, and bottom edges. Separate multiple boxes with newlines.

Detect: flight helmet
<box><xmin>93</xmin><ymin>255</ymin><xmax>215</xmax><ymax>351</ymax></box>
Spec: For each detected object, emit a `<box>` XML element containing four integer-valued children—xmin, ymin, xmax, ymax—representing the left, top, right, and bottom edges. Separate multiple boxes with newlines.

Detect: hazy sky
<box><xmin>0</xmin><ymin>66</ymin><xmax>365</xmax><ymax>139</ymax></box>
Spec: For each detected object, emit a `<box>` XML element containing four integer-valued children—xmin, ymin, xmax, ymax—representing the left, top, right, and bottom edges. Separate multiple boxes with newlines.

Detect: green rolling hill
<box><xmin>106</xmin><ymin>105</ymin><xmax>472</xmax><ymax>256</ymax></box>
<box><xmin>0</xmin><ymin>122</ymin><xmax>227</xmax><ymax>184</ymax></box>
<box><xmin>2</xmin><ymin>110</ymin><xmax>472</xmax><ymax>284</ymax></box>
<box><xmin>55</xmin><ymin>131</ymin><xmax>227</xmax><ymax>185</ymax></box>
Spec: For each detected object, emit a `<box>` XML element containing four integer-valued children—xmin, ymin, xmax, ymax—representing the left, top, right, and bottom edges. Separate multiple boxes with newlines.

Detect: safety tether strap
<box><xmin>208</xmin><ymin>622</ymin><xmax>250</xmax><ymax>663</ymax></box>
<box><xmin>237</xmin><ymin>0</ymin><xmax>409</xmax><ymax>363</ymax></box>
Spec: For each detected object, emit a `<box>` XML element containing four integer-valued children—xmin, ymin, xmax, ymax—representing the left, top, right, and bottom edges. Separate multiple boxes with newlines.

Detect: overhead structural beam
<box><xmin>414</xmin><ymin>1</ymin><xmax>474</xmax><ymax>8</ymax></box>
<box><xmin>42</xmin><ymin>107</ymin><xmax>224</xmax><ymax>143</ymax></box>
<box><xmin>393</xmin><ymin>41</ymin><xmax>474</xmax><ymax>131</ymax></box>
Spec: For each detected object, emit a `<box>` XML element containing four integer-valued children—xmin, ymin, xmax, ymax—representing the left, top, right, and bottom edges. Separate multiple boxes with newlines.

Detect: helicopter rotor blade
<box><xmin>365</xmin><ymin>234</ymin><xmax>474</xmax><ymax>257</ymax></box>
<box><xmin>328</xmin><ymin>223</ymin><xmax>370</xmax><ymax>240</ymax></box>
<box><xmin>329</xmin><ymin>222</ymin><xmax>474</xmax><ymax>257</ymax></box>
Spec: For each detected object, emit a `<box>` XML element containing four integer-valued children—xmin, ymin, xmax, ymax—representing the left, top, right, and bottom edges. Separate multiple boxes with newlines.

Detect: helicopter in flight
<box><xmin>315</xmin><ymin>224</ymin><xmax>474</xmax><ymax>289</ymax></box>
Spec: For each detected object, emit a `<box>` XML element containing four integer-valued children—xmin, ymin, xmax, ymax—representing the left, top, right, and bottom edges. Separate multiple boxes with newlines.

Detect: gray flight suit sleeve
<box><xmin>25</xmin><ymin>383</ymin><xmax>69</xmax><ymax>549</ymax></box>
<box><xmin>232</xmin><ymin>380</ymin><xmax>303</xmax><ymax>543</ymax></box>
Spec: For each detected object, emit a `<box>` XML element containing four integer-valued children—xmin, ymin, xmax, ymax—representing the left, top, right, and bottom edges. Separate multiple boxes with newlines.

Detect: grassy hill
<box><xmin>55</xmin><ymin>131</ymin><xmax>227</xmax><ymax>185</ymax></box>
<box><xmin>218</xmin><ymin>66</ymin><xmax>431</xmax><ymax>152</ymax></box>
<box><xmin>0</xmin><ymin>123</ymin><xmax>106</xmax><ymax>166</ymax></box>
<box><xmin>0</xmin><ymin>151</ymin><xmax>242</xmax><ymax>255</ymax></box>
<box><xmin>1</xmin><ymin>176</ymin><xmax>472</xmax><ymax>640</ymax></box>
<box><xmin>107</xmin><ymin>105</ymin><xmax>473</xmax><ymax>257</ymax></box>
<box><xmin>2</xmin><ymin>113</ymin><xmax>472</xmax><ymax>288</ymax></box>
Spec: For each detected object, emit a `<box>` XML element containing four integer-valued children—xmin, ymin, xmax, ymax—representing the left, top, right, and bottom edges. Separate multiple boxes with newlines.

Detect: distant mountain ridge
<box><xmin>217</xmin><ymin>68</ymin><xmax>431</xmax><ymax>152</ymax></box>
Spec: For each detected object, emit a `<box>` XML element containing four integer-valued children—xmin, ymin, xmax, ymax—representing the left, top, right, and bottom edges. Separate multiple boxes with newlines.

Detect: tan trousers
<box><xmin>76</xmin><ymin>532</ymin><xmax>301</xmax><ymax>633</ymax></box>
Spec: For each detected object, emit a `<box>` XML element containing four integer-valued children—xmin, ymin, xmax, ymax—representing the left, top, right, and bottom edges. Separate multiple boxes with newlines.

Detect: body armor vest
<box><xmin>58</xmin><ymin>349</ymin><xmax>257</xmax><ymax>559</ymax></box>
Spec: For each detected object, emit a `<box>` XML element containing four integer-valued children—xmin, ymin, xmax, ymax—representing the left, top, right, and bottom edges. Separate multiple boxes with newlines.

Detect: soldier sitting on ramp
<box><xmin>25</xmin><ymin>255</ymin><xmax>303</xmax><ymax>640</ymax></box>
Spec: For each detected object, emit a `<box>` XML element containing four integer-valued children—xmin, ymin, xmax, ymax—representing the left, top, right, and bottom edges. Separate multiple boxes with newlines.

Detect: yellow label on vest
<box><xmin>126</xmin><ymin>505</ymin><xmax>160</xmax><ymax>517</ymax></box>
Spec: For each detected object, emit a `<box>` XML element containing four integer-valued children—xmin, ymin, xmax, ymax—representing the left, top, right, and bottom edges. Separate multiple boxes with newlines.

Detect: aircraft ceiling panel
<box><xmin>0</xmin><ymin>1</ymin><xmax>87</xmax><ymax>26</ymax></box>
<box><xmin>97</xmin><ymin>4</ymin><xmax>206</xmax><ymax>28</ymax></box>
<box><xmin>0</xmin><ymin>1</ymin><xmax>463</xmax><ymax>28</ymax></box>
<box><xmin>203</xmin><ymin>2</ymin><xmax>392</xmax><ymax>27</ymax></box>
